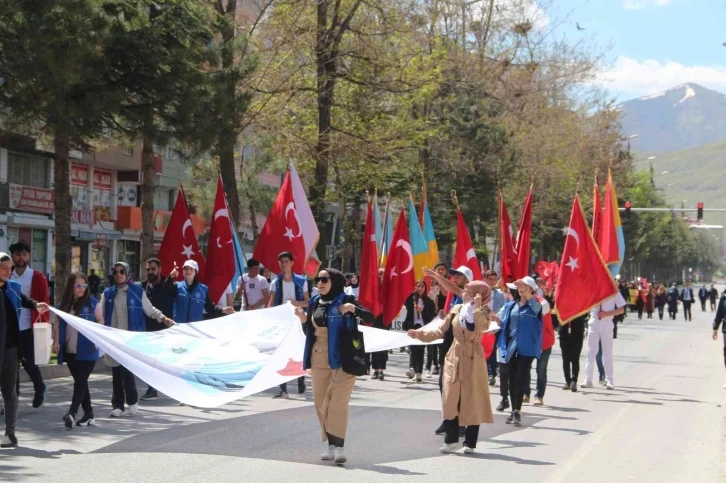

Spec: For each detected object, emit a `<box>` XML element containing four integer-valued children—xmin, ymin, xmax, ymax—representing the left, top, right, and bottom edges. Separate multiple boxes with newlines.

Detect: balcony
<box><xmin>116</xmin><ymin>206</ymin><xmax>206</xmax><ymax>235</ymax></box>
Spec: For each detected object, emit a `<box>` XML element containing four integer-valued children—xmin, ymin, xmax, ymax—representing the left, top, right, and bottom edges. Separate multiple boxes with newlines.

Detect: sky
<box><xmin>545</xmin><ymin>0</ymin><xmax>726</xmax><ymax>101</ymax></box>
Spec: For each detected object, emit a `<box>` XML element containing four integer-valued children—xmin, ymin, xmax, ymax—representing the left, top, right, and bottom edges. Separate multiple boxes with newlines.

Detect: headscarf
<box><xmin>319</xmin><ymin>268</ymin><xmax>346</xmax><ymax>302</ymax></box>
<box><xmin>466</xmin><ymin>281</ymin><xmax>492</xmax><ymax>307</ymax></box>
<box><xmin>350</xmin><ymin>272</ymin><xmax>360</xmax><ymax>289</ymax></box>
<box><xmin>113</xmin><ymin>262</ymin><xmax>130</xmax><ymax>287</ymax></box>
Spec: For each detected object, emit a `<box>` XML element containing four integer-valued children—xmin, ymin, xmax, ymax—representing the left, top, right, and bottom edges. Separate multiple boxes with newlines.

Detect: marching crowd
<box><xmin>0</xmin><ymin>243</ymin><xmax>723</xmax><ymax>465</ymax></box>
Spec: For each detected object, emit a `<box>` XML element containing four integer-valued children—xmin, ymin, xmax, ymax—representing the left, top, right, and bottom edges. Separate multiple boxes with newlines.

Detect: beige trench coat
<box><xmin>417</xmin><ymin>304</ymin><xmax>494</xmax><ymax>426</ymax></box>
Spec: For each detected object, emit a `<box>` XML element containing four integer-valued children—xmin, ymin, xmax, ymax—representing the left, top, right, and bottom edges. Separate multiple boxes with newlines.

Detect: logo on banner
<box><xmin>276</xmin><ymin>358</ymin><xmax>307</xmax><ymax>377</ymax></box>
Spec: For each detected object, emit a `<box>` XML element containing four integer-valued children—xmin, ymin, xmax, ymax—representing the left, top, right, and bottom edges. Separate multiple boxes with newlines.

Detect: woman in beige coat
<box><xmin>408</xmin><ymin>281</ymin><xmax>494</xmax><ymax>454</ymax></box>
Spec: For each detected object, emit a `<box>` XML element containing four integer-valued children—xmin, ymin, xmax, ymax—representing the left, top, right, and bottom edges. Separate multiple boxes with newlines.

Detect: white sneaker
<box><xmin>439</xmin><ymin>442</ymin><xmax>462</xmax><ymax>454</ymax></box>
<box><xmin>109</xmin><ymin>409</ymin><xmax>123</xmax><ymax>417</ymax></box>
<box><xmin>405</xmin><ymin>368</ymin><xmax>415</xmax><ymax>379</ymax></box>
<box><xmin>321</xmin><ymin>444</ymin><xmax>335</xmax><ymax>461</ymax></box>
<box><xmin>463</xmin><ymin>446</ymin><xmax>475</xmax><ymax>454</ymax></box>
<box><xmin>580</xmin><ymin>382</ymin><xmax>593</xmax><ymax>388</ymax></box>
<box><xmin>425</xmin><ymin>370</ymin><xmax>432</xmax><ymax>379</ymax></box>
<box><xmin>415</xmin><ymin>373</ymin><xmax>422</xmax><ymax>383</ymax></box>
<box><xmin>606</xmin><ymin>382</ymin><xmax>615</xmax><ymax>390</ymax></box>
<box><xmin>333</xmin><ymin>447</ymin><xmax>347</xmax><ymax>464</ymax></box>
<box><xmin>124</xmin><ymin>403</ymin><xmax>138</xmax><ymax>417</ymax></box>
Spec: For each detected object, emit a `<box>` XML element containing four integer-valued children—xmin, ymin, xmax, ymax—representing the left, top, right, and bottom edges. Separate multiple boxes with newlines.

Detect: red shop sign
<box><xmin>71</xmin><ymin>163</ymin><xmax>89</xmax><ymax>186</ymax></box>
<box><xmin>8</xmin><ymin>184</ymin><xmax>55</xmax><ymax>214</ymax></box>
<box><xmin>72</xmin><ymin>209</ymin><xmax>96</xmax><ymax>225</ymax></box>
<box><xmin>93</xmin><ymin>168</ymin><xmax>113</xmax><ymax>190</ymax></box>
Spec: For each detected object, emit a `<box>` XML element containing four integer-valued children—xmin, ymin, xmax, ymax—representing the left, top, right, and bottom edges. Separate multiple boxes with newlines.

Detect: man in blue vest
<box><xmin>169</xmin><ymin>260</ymin><xmax>234</xmax><ymax>323</ymax></box>
<box><xmin>0</xmin><ymin>252</ymin><xmax>50</xmax><ymax>448</ymax></box>
<box><xmin>268</xmin><ymin>251</ymin><xmax>309</xmax><ymax>399</ymax></box>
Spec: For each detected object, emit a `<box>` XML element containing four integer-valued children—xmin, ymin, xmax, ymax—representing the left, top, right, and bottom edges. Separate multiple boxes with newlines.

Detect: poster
<box><xmin>92</xmin><ymin>168</ymin><xmax>113</xmax><ymax>222</ymax></box>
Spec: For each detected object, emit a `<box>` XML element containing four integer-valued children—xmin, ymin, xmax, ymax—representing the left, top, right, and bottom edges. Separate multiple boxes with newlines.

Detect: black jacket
<box><xmin>679</xmin><ymin>287</ymin><xmax>694</xmax><ymax>303</ymax></box>
<box><xmin>558</xmin><ymin>313</ymin><xmax>587</xmax><ymax>339</ymax></box>
<box><xmin>143</xmin><ymin>277</ymin><xmax>176</xmax><ymax>331</ymax></box>
<box><xmin>698</xmin><ymin>287</ymin><xmax>709</xmax><ymax>300</ymax></box>
<box><xmin>403</xmin><ymin>293</ymin><xmax>436</xmax><ymax>331</ymax></box>
<box><xmin>713</xmin><ymin>294</ymin><xmax>726</xmax><ymax>332</ymax></box>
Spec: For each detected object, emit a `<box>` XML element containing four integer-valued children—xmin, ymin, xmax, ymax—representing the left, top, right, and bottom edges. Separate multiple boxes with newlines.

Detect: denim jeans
<box><xmin>524</xmin><ymin>348</ymin><xmax>551</xmax><ymax>398</ymax></box>
<box><xmin>596</xmin><ymin>342</ymin><xmax>605</xmax><ymax>381</ymax></box>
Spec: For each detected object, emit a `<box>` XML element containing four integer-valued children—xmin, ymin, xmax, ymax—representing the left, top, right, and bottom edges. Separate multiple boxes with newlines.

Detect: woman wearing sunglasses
<box><xmin>53</xmin><ymin>273</ymin><xmax>102</xmax><ymax>429</ymax></box>
<box><xmin>294</xmin><ymin>268</ymin><xmax>374</xmax><ymax>464</ymax></box>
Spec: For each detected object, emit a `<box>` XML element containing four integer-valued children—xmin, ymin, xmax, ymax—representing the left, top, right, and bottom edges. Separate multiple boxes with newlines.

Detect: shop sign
<box><xmin>8</xmin><ymin>184</ymin><xmax>55</xmax><ymax>214</ymax></box>
<box><xmin>72</xmin><ymin>210</ymin><xmax>96</xmax><ymax>225</ymax></box>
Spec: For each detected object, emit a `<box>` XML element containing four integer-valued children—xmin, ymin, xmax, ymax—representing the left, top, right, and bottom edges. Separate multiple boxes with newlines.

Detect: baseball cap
<box><xmin>507</xmin><ymin>276</ymin><xmax>537</xmax><ymax>291</ymax></box>
<box><xmin>449</xmin><ymin>266</ymin><xmax>474</xmax><ymax>283</ymax></box>
<box><xmin>182</xmin><ymin>260</ymin><xmax>199</xmax><ymax>272</ymax></box>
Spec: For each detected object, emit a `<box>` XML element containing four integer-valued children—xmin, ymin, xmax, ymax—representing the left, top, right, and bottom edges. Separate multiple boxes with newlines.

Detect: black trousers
<box><xmin>560</xmin><ymin>332</ymin><xmax>584</xmax><ymax>385</ymax></box>
<box><xmin>18</xmin><ymin>329</ymin><xmax>44</xmax><ymax>393</ymax></box>
<box><xmin>683</xmin><ymin>301</ymin><xmax>692</xmax><ymax>321</ymax></box>
<box><xmin>410</xmin><ymin>346</ymin><xmax>425</xmax><ymax>374</ymax></box>
<box><xmin>507</xmin><ymin>354</ymin><xmax>534</xmax><ymax>411</ymax></box>
<box><xmin>111</xmin><ymin>366</ymin><xmax>138</xmax><ymax>410</ymax></box>
<box><xmin>426</xmin><ymin>344</ymin><xmax>439</xmax><ymax>370</ymax></box>
<box><xmin>65</xmin><ymin>353</ymin><xmax>95</xmax><ymax>416</ymax></box>
<box><xmin>657</xmin><ymin>306</ymin><xmax>664</xmax><ymax>320</ymax></box>
<box><xmin>700</xmin><ymin>299</ymin><xmax>707</xmax><ymax>311</ymax></box>
<box><xmin>722</xmin><ymin>335</ymin><xmax>726</xmax><ymax>370</ymax></box>
<box><xmin>444</xmin><ymin>417</ymin><xmax>479</xmax><ymax>447</ymax></box>
<box><xmin>1</xmin><ymin>346</ymin><xmax>19</xmax><ymax>436</ymax></box>
<box><xmin>486</xmin><ymin>351</ymin><xmax>497</xmax><ymax>378</ymax></box>
<box><xmin>372</xmin><ymin>351</ymin><xmax>388</xmax><ymax>370</ymax></box>
<box><xmin>279</xmin><ymin>377</ymin><xmax>304</xmax><ymax>393</ymax></box>
<box><xmin>498</xmin><ymin>361</ymin><xmax>509</xmax><ymax>402</ymax></box>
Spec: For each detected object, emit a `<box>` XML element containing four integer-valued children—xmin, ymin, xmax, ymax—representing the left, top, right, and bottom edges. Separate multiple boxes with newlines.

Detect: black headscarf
<box><xmin>320</xmin><ymin>268</ymin><xmax>346</xmax><ymax>302</ymax></box>
<box><xmin>350</xmin><ymin>272</ymin><xmax>359</xmax><ymax>289</ymax></box>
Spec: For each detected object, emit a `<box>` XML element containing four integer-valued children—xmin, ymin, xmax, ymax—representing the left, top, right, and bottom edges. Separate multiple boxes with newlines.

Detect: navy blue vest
<box><xmin>103</xmin><ymin>284</ymin><xmax>146</xmax><ymax>332</ymax></box>
<box><xmin>57</xmin><ymin>297</ymin><xmax>102</xmax><ymax>363</ymax></box>
<box><xmin>173</xmin><ymin>281</ymin><xmax>208</xmax><ymax>323</ymax></box>
<box><xmin>273</xmin><ymin>273</ymin><xmax>306</xmax><ymax>306</ymax></box>
<box><xmin>303</xmin><ymin>293</ymin><xmax>357</xmax><ymax>371</ymax></box>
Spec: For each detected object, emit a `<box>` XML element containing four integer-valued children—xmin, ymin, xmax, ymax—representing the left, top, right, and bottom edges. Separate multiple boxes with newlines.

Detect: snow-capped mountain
<box><xmin>618</xmin><ymin>83</ymin><xmax>726</xmax><ymax>152</ymax></box>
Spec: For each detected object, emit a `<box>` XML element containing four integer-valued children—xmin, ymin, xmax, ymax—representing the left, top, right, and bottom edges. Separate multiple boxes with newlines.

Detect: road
<box><xmin>1</xmin><ymin>290</ymin><xmax>725</xmax><ymax>483</ymax></box>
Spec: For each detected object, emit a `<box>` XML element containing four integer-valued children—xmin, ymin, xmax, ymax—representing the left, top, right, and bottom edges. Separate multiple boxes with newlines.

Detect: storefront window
<box><xmin>7</xmin><ymin>226</ymin><xmax>48</xmax><ymax>273</ymax></box>
<box><xmin>8</xmin><ymin>151</ymin><xmax>50</xmax><ymax>188</ymax></box>
<box><xmin>117</xmin><ymin>240</ymin><xmax>140</xmax><ymax>282</ymax></box>
<box><xmin>90</xmin><ymin>240</ymin><xmax>110</xmax><ymax>280</ymax></box>
<box><xmin>71</xmin><ymin>245</ymin><xmax>86</xmax><ymax>274</ymax></box>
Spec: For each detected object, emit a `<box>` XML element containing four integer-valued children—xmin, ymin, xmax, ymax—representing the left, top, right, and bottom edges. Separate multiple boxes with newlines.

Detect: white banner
<box><xmin>50</xmin><ymin>304</ymin><xmax>441</xmax><ymax>408</ymax></box>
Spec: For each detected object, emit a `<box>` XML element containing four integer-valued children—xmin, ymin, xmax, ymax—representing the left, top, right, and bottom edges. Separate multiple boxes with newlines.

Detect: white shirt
<box><xmin>344</xmin><ymin>286</ymin><xmax>359</xmax><ymax>298</ymax></box>
<box><xmin>270</xmin><ymin>276</ymin><xmax>308</xmax><ymax>304</ymax></box>
<box><xmin>216</xmin><ymin>283</ymin><xmax>233</xmax><ymax>308</ymax></box>
<box><xmin>590</xmin><ymin>292</ymin><xmax>626</xmax><ymax>323</ymax></box>
<box><xmin>239</xmin><ymin>273</ymin><xmax>269</xmax><ymax>308</ymax></box>
<box><xmin>11</xmin><ymin>268</ymin><xmax>34</xmax><ymax>331</ymax></box>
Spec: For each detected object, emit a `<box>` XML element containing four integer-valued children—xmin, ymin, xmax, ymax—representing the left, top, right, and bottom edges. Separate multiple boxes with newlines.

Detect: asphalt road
<box><xmin>1</xmin><ymin>289</ymin><xmax>725</xmax><ymax>483</ymax></box>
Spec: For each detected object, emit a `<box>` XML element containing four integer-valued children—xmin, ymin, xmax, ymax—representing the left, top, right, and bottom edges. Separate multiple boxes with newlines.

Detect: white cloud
<box><xmin>623</xmin><ymin>0</ymin><xmax>674</xmax><ymax>10</ymax></box>
<box><xmin>595</xmin><ymin>56</ymin><xmax>726</xmax><ymax>96</ymax></box>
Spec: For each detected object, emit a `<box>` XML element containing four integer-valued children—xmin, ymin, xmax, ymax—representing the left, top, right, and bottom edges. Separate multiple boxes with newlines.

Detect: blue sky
<box><xmin>546</xmin><ymin>0</ymin><xmax>726</xmax><ymax>101</ymax></box>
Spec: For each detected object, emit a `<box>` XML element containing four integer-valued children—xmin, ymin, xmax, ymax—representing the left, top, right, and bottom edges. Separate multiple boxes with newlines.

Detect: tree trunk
<box><xmin>218</xmin><ymin>132</ymin><xmax>240</xmax><ymax>224</ymax></box>
<box><xmin>53</xmin><ymin>131</ymin><xmax>72</xmax><ymax>302</ymax></box>
<box><xmin>249</xmin><ymin>202</ymin><xmax>259</xmax><ymax>240</ymax></box>
<box><xmin>140</xmin><ymin>134</ymin><xmax>155</xmax><ymax>264</ymax></box>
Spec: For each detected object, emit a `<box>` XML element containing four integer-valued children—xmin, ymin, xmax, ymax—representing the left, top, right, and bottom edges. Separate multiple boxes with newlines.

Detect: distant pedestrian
<box><xmin>667</xmin><ymin>283</ymin><xmax>679</xmax><ymax>320</ymax></box>
<box><xmin>403</xmin><ymin>280</ymin><xmax>436</xmax><ymax>383</ymax></box>
<box><xmin>680</xmin><ymin>281</ymin><xmax>694</xmax><ymax>322</ymax></box>
<box><xmin>699</xmin><ymin>285</ymin><xmax>709</xmax><ymax>312</ymax></box>
<box><xmin>709</xmin><ymin>284</ymin><xmax>719</xmax><ymax>312</ymax></box>
<box><xmin>87</xmin><ymin>269</ymin><xmax>101</xmax><ymax>297</ymax></box>
<box><xmin>655</xmin><ymin>285</ymin><xmax>667</xmax><ymax>320</ymax></box>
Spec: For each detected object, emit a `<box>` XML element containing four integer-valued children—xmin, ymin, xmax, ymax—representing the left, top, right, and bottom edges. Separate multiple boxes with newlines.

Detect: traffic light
<box><xmin>697</xmin><ymin>202</ymin><xmax>704</xmax><ymax>220</ymax></box>
<box><xmin>624</xmin><ymin>201</ymin><xmax>632</xmax><ymax>217</ymax></box>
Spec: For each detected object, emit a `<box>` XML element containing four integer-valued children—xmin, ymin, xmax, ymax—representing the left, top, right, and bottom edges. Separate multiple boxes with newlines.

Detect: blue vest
<box><xmin>104</xmin><ymin>284</ymin><xmax>146</xmax><ymax>332</ymax></box>
<box><xmin>273</xmin><ymin>273</ymin><xmax>306</xmax><ymax>306</ymax></box>
<box><xmin>303</xmin><ymin>293</ymin><xmax>357</xmax><ymax>371</ymax></box>
<box><xmin>4</xmin><ymin>280</ymin><xmax>22</xmax><ymax>322</ymax></box>
<box><xmin>496</xmin><ymin>299</ymin><xmax>543</xmax><ymax>361</ymax></box>
<box><xmin>57</xmin><ymin>298</ymin><xmax>101</xmax><ymax>363</ymax></box>
<box><xmin>173</xmin><ymin>281</ymin><xmax>208</xmax><ymax>323</ymax></box>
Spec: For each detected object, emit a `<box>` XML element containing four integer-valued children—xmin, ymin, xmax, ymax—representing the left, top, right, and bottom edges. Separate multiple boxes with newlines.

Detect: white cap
<box><xmin>449</xmin><ymin>266</ymin><xmax>474</xmax><ymax>283</ymax></box>
<box><xmin>182</xmin><ymin>260</ymin><xmax>199</xmax><ymax>272</ymax></box>
<box><xmin>507</xmin><ymin>276</ymin><xmax>537</xmax><ymax>291</ymax></box>
<box><xmin>0</xmin><ymin>252</ymin><xmax>10</xmax><ymax>262</ymax></box>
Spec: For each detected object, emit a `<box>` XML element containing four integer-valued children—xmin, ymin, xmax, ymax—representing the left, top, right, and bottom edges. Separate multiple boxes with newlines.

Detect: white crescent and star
<box><xmin>181</xmin><ymin>245</ymin><xmax>195</xmax><ymax>258</ymax></box>
<box><xmin>390</xmin><ymin>240</ymin><xmax>413</xmax><ymax>278</ymax></box>
<box><xmin>565</xmin><ymin>228</ymin><xmax>580</xmax><ymax>271</ymax></box>
<box><xmin>213</xmin><ymin>209</ymin><xmax>233</xmax><ymax>246</ymax></box>
<box><xmin>465</xmin><ymin>248</ymin><xmax>476</xmax><ymax>261</ymax></box>
<box><xmin>182</xmin><ymin>219</ymin><xmax>193</xmax><ymax>238</ymax></box>
<box><xmin>284</xmin><ymin>202</ymin><xmax>302</xmax><ymax>238</ymax></box>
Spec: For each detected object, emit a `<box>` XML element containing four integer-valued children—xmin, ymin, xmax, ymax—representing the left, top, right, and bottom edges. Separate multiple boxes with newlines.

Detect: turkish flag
<box><xmin>554</xmin><ymin>195</ymin><xmax>617</xmax><ymax>324</ymax></box>
<box><xmin>600</xmin><ymin>172</ymin><xmax>621</xmax><ymax>265</ymax></box>
<box><xmin>205</xmin><ymin>176</ymin><xmax>237</xmax><ymax>304</ymax></box>
<box><xmin>158</xmin><ymin>188</ymin><xmax>205</xmax><ymax>281</ymax></box>
<box><xmin>534</xmin><ymin>260</ymin><xmax>559</xmax><ymax>291</ymax></box>
<box><xmin>253</xmin><ymin>171</ymin><xmax>307</xmax><ymax>275</ymax></box>
<box><xmin>498</xmin><ymin>190</ymin><xmax>519</xmax><ymax>284</ymax></box>
<box><xmin>515</xmin><ymin>184</ymin><xmax>533</xmax><ymax>279</ymax></box>
<box><xmin>453</xmin><ymin>208</ymin><xmax>483</xmax><ymax>280</ymax></box>
<box><xmin>592</xmin><ymin>179</ymin><xmax>602</xmax><ymax>246</ymax></box>
<box><xmin>358</xmin><ymin>199</ymin><xmax>381</xmax><ymax>316</ymax></box>
<box><xmin>381</xmin><ymin>209</ymin><xmax>416</xmax><ymax>326</ymax></box>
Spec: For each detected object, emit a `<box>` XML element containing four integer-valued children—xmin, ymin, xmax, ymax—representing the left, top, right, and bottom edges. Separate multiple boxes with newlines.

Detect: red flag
<box><xmin>205</xmin><ymin>176</ymin><xmax>237</xmax><ymax>304</ymax></box>
<box><xmin>554</xmin><ymin>195</ymin><xmax>617</xmax><ymax>324</ymax></box>
<box><xmin>158</xmin><ymin>188</ymin><xmax>205</xmax><ymax>281</ymax></box>
<box><xmin>358</xmin><ymin>199</ymin><xmax>381</xmax><ymax>316</ymax></box>
<box><xmin>600</xmin><ymin>171</ymin><xmax>620</xmax><ymax>264</ymax></box>
<box><xmin>515</xmin><ymin>183</ymin><xmax>533</xmax><ymax>278</ymax></box>
<box><xmin>498</xmin><ymin>190</ymin><xmax>518</xmax><ymax>283</ymax></box>
<box><xmin>381</xmin><ymin>209</ymin><xmax>416</xmax><ymax>326</ymax></box>
<box><xmin>454</xmin><ymin>207</ymin><xmax>483</xmax><ymax>280</ymax></box>
<box><xmin>253</xmin><ymin>171</ymin><xmax>307</xmax><ymax>274</ymax></box>
<box><xmin>534</xmin><ymin>260</ymin><xmax>559</xmax><ymax>290</ymax></box>
<box><xmin>592</xmin><ymin>178</ymin><xmax>602</xmax><ymax>246</ymax></box>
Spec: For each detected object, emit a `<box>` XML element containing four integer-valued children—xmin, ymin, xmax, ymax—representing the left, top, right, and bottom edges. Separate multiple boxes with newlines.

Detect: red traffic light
<box><xmin>624</xmin><ymin>201</ymin><xmax>632</xmax><ymax>209</ymax></box>
<box><xmin>697</xmin><ymin>202</ymin><xmax>704</xmax><ymax>209</ymax></box>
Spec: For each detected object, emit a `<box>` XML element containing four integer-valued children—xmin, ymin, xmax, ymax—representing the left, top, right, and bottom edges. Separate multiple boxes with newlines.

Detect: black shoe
<box><xmin>458</xmin><ymin>427</ymin><xmax>466</xmax><ymax>437</ymax></box>
<box><xmin>378</xmin><ymin>373</ymin><xmax>385</xmax><ymax>381</ymax></box>
<box><xmin>76</xmin><ymin>412</ymin><xmax>96</xmax><ymax>427</ymax></box>
<box><xmin>272</xmin><ymin>391</ymin><xmax>289</xmax><ymax>399</ymax></box>
<box><xmin>1</xmin><ymin>433</ymin><xmax>18</xmax><ymax>448</ymax></box>
<box><xmin>505</xmin><ymin>412</ymin><xmax>514</xmax><ymax>424</ymax></box>
<box><xmin>571</xmin><ymin>382</ymin><xmax>578</xmax><ymax>393</ymax></box>
<box><xmin>371</xmin><ymin>371</ymin><xmax>379</xmax><ymax>380</ymax></box>
<box><xmin>63</xmin><ymin>412</ymin><xmax>75</xmax><ymax>430</ymax></box>
<box><xmin>432</xmin><ymin>366</ymin><xmax>439</xmax><ymax>375</ymax></box>
<box><xmin>562</xmin><ymin>382</ymin><xmax>571</xmax><ymax>390</ymax></box>
<box><xmin>434</xmin><ymin>422</ymin><xmax>446</xmax><ymax>435</ymax></box>
<box><xmin>297</xmin><ymin>378</ymin><xmax>306</xmax><ymax>394</ymax></box>
<box><xmin>513</xmin><ymin>411</ymin><xmax>522</xmax><ymax>427</ymax></box>
<box><xmin>32</xmin><ymin>383</ymin><xmax>47</xmax><ymax>409</ymax></box>
<box><xmin>496</xmin><ymin>399</ymin><xmax>510</xmax><ymax>412</ymax></box>
<box><xmin>488</xmin><ymin>376</ymin><xmax>496</xmax><ymax>386</ymax></box>
<box><xmin>140</xmin><ymin>389</ymin><xmax>158</xmax><ymax>401</ymax></box>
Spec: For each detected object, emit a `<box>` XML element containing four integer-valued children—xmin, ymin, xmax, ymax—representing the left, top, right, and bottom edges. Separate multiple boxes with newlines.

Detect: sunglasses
<box><xmin>315</xmin><ymin>276</ymin><xmax>331</xmax><ymax>284</ymax></box>
<box><xmin>113</xmin><ymin>269</ymin><xmax>126</xmax><ymax>275</ymax></box>
<box><xmin>74</xmin><ymin>283</ymin><xmax>88</xmax><ymax>289</ymax></box>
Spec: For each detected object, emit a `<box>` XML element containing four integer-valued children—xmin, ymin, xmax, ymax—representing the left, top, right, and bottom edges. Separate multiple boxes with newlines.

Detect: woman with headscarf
<box><xmin>407</xmin><ymin>281</ymin><xmax>494</xmax><ymax>454</ymax></box>
<box><xmin>295</xmin><ymin>268</ymin><xmax>374</xmax><ymax>464</ymax></box>
<box><xmin>667</xmin><ymin>283</ymin><xmax>680</xmax><ymax>320</ymax></box>
<box><xmin>403</xmin><ymin>279</ymin><xmax>436</xmax><ymax>382</ymax></box>
<box><xmin>344</xmin><ymin>273</ymin><xmax>360</xmax><ymax>298</ymax></box>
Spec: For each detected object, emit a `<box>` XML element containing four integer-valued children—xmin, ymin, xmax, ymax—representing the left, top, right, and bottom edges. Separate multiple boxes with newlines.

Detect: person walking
<box><xmin>680</xmin><ymin>281</ymin><xmax>694</xmax><ymax>322</ymax></box>
<box><xmin>710</xmin><ymin>284</ymin><xmax>719</xmax><ymax>312</ymax></box>
<box><xmin>408</xmin><ymin>281</ymin><xmax>494</xmax><ymax>454</ymax></box>
<box><xmin>236</xmin><ymin>259</ymin><xmax>270</xmax><ymax>311</ymax></box>
<box><xmin>370</xmin><ymin>268</ymin><xmax>389</xmax><ymax>381</ymax></box>
<box><xmin>298</xmin><ymin>269</ymin><xmax>374</xmax><ymax>464</ymax></box>
<box><xmin>635</xmin><ymin>286</ymin><xmax>645</xmax><ymax>320</ymax></box>
<box><xmin>646</xmin><ymin>286</ymin><xmax>655</xmax><ymax>319</ymax></box>
<box><xmin>581</xmin><ymin>290</ymin><xmax>626</xmax><ymax>390</ymax></box>
<box><xmin>699</xmin><ymin>285</ymin><xmax>709</xmax><ymax>312</ymax></box>
<box><xmin>655</xmin><ymin>285</ymin><xmax>667</xmax><ymax>321</ymax></box>
<box><xmin>667</xmin><ymin>283</ymin><xmax>679</xmax><ymax>320</ymax></box>
<box><xmin>87</xmin><ymin>269</ymin><xmax>101</xmax><ymax>298</ymax></box>
<box><xmin>559</xmin><ymin>313</ymin><xmax>587</xmax><ymax>392</ymax></box>
<box><xmin>424</xmin><ymin>262</ymin><xmax>450</xmax><ymax>378</ymax></box>
<box><xmin>0</xmin><ymin>252</ymin><xmax>50</xmax><ymax>448</ymax></box>
<box><xmin>484</xmin><ymin>270</ymin><xmax>506</xmax><ymax>386</ymax></box>
<box><xmin>403</xmin><ymin>280</ymin><xmax>436</xmax><ymax>382</ymax></box>
<box><xmin>712</xmin><ymin>290</ymin><xmax>726</xmax><ymax>388</ymax></box>
<box><xmin>170</xmin><ymin>260</ymin><xmax>233</xmax><ymax>323</ymax></box>
<box><xmin>269</xmin><ymin>251</ymin><xmax>309</xmax><ymax>398</ymax></box>
<box><xmin>492</xmin><ymin>277</ymin><xmax>542</xmax><ymax>427</ymax></box>
<box><xmin>343</xmin><ymin>273</ymin><xmax>359</xmax><ymax>298</ymax></box>
<box><xmin>525</xmin><ymin>289</ymin><xmax>554</xmax><ymax>406</ymax></box>
<box><xmin>52</xmin><ymin>273</ymin><xmax>102</xmax><ymax>429</ymax></box>
<box><xmin>9</xmin><ymin>242</ymin><xmax>50</xmax><ymax>408</ymax></box>
<box><xmin>99</xmin><ymin>262</ymin><xmax>174</xmax><ymax>417</ymax></box>
<box><xmin>140</xmin><ymin>258</ymin><xmax>176</xmax><ymax>401</ymax></box>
